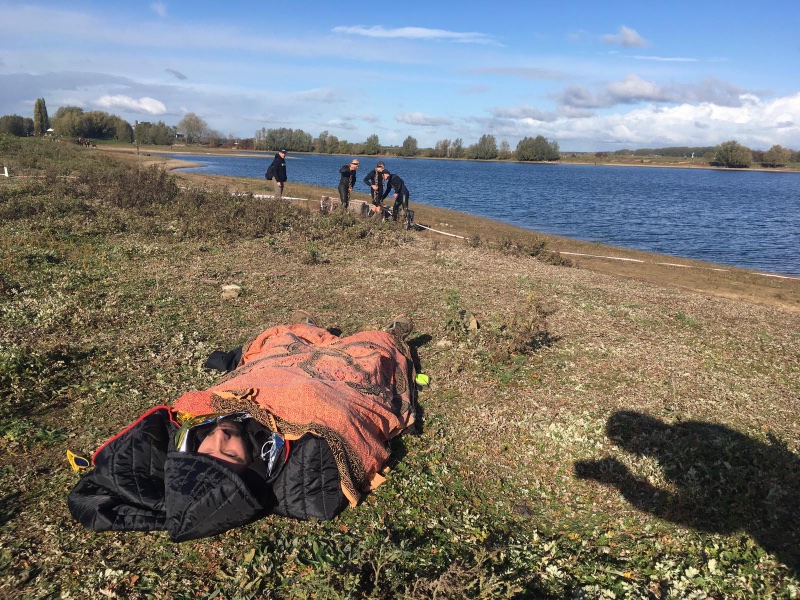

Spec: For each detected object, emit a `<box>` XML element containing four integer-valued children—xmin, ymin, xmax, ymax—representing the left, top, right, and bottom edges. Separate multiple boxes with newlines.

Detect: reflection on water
<box><xmin>169</xmin><ymin>153</ymin><xmax>800</xmax><ymax>277</ymax></box>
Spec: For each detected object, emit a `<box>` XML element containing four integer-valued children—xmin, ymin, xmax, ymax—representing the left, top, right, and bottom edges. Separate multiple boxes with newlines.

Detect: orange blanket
<box><xmin>172</xmin><ymin>324</ymin><xmax>416</xmax><ymax>505</ymax></box>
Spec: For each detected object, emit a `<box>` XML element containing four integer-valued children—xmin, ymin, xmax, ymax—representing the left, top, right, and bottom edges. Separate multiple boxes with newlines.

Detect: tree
<box><xmin>178</xmin><ymin>113</ymin><xmax>208</xmax><ymax>144</ymax></box>
<box><xmin>0</xmin><ymin>115</ymin><xmax>28</xmax><ymax>136</ymax></box>
<box><xmin>451</xmin><ymin>138</ymin><xmax>464</xmax><ymax>158</ymax></box>
<box><xmin>52</xmin><ymin>106</ymin><xmax>85</xmax><ymax>137</ymax></box>
<box><xmin>362</xmin><ymin>134</ymin><xmax>381</xmax><ymax>155</ymax></box>
<box><xmin>498</xmin><ymin>139</ymin><xmax>511</xmax><ymax>160</ymax></box>
<box><xmin>468</xmin><ymin>134</ymin><xmax>498</xmax><ymax>160</ymax></box>
<box><xmin>399</xmin><ymin>135</ymin><xmax>418</xmax><ymax>157</ymax></box>
<box><xmin>762</xmin><ymin>144</ymin><xmax>791</xmax><ymax>168</ymax></box>
<box><xmin>714</xmin><ymin>140</ymin><xmax>752</xmax><ymax>168</ymax></box>
<box><xmin>434</xmin><ymin>139</ymin><xmax>451</xmax><ymax>158</ymax></box>
<box><xmin>314</xmin><ymin>130</ymin><xmax>330</xmax><ymax>153</ymax></box>
<box><xmin>516</xmin><ymin>135</ymin><xmax>560</xmax><ymax>162</ymax></box>
<box><xmin>135</xmin><ymin>121</ymin><xmax>177</xmax><ymax>145</ymax></box>
<box><xmin>33</xmin><ymin>98</ymin><xmax>49</xmax><ymax>136</ymax></box>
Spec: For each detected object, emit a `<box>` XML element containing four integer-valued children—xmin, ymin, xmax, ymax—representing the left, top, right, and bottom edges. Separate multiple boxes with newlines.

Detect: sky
<box><xmin>1</xmin><ymin>0</ymin><xmax>799</xmax><ymax>152</ymax></box>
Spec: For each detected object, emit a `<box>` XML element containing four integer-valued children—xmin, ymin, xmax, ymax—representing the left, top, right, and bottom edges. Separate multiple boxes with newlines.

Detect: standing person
<box><xmin>381</xmin><ymin>171</ymin><xmax>410</xmax><ymax>222</ymax></box>
<box><xmin>363</xmin><ymin>161</ymin><xmax>387</xmax><ymax>211</ymax></box>
<box><xmin>338</xmin><ymin>158</ymin><xmax>359</xmax><ymax>209</ymax></box>
<box><xmin>266</xmin><ymin>149</ymin><xmax>287</xmax><ymax>198</ymax></box>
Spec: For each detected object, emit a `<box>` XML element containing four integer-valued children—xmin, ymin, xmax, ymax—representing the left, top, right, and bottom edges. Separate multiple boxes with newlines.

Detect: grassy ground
<box><xmin>2</xmin><ymin>136</ymin><xmax>800</xmax><ymax>599</ymax></box>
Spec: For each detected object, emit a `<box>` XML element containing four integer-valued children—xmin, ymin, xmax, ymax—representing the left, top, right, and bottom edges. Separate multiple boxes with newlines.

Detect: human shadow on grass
<box><xmin>574</xmin><ymin>411</ymin><xmax>800</xmax><ymax>575</ymax></box>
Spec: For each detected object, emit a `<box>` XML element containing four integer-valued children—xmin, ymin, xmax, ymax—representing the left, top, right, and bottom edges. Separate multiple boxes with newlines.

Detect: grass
<box><xmin>1</xmin><ymin>136</ymin><xmax>800</xmax><ymax>598</ymax></box>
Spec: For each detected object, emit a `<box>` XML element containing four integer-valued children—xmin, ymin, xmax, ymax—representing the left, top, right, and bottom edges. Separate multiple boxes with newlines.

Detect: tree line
<box><xmin>252</xmin><ymin>129</ymin><xmax>560</xmax><ymax>162</ymax></box>
<box><xmin>1</xmin><ymin>98</ymin><xmax>796</xmax><ymax>167</ymax></box>
<box><xmin>613</xmin><ymin>141</ymin><xmax>799</xmax><ymax>168</ymax></box>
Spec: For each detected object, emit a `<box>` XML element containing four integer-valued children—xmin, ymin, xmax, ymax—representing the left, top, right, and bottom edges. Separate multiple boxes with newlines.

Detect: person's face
<box><xmin>350</xmin><ymin>160</ymin><xmax>359</xmax><ymax>170</ymax></box>
<box><xmin>197</xmin><ymin>422</ymin><xmax>251</xmax><ymax>473</ymax></box>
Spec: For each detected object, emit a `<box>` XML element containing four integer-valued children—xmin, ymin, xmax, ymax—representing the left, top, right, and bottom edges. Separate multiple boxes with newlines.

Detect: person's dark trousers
<box><xmin>392</xmin><ymin>193</ymin><xmax>409</xmax><ymax>220</ymax></box>
<box><xmin>338</xmin><ymin>183</ymin><xmax>350</xmax><ymax>209</ymax></box>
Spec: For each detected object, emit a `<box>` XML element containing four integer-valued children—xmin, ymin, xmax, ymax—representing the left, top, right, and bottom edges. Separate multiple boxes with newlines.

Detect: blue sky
<box><xmin>1</xmin><ymin>0</ymin><xmax>798</xmax><ymax>151</ymax></box>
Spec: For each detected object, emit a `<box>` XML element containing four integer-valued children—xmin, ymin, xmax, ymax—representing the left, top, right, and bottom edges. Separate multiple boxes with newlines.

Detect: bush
<box><xmin>713</xmin><ymin>140</ymin><xmax>752</xmax><ymax>168</ymax></box>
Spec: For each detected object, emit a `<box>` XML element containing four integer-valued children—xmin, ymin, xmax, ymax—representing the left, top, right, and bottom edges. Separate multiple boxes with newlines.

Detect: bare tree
<box><xmin>178</xmin><ymin>113</ymin><xmax>208</xmax><ymax>144</ymax></box>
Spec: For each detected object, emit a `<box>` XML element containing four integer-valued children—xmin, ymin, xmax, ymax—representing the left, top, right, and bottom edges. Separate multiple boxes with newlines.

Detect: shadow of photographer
<box><xmin>574</xmin><ymin>411</ymin><xmax>800</xmax><ymax>574</ymax></box>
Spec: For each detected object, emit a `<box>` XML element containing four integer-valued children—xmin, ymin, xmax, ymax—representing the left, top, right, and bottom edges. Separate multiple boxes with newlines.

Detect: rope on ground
<box><xmin>554</xmin><ymin>251</ymin><xmax>800</xmax><ymax>281</ymax></box>
<box><xmin>414</xmin><ymin>223</ymin><xmax>467</xmax><ymax>239</ymax></box>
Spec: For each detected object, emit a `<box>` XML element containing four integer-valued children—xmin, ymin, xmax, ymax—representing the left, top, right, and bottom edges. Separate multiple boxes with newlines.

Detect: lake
<box><xmin>168</xmin><ymin>152</ymin><xmax>800</xmax><ymax>277</ymax></box>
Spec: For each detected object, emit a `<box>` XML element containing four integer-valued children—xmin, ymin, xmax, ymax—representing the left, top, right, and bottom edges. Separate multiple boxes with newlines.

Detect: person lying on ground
<box><xmin>68</xmin><ymin>311</ymin><xmax>417</xmax><ymax>542</ymax></box>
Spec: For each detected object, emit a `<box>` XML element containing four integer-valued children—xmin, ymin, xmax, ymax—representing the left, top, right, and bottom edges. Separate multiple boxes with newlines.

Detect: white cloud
<box><xmin>289</xmin><ymin>88</ymin><xmax>342</xmax><ymax>103</ymax></box>
<box><xmin>491</xmin><ymin>104</ymin><xmax>555</xmax><ymax>121</ymax></box>
<box><xmin>633</xmin><ymin>55</ymin><xmax>698</xmax><ymax>62</ymax></box>
<box><xmin>396</xmin><ymin>112</ymin><xmax>453</xmax><ymax>126</ymax></box>
<box><xmin>332</xmin><ymin>25</ymin><xmax>494</xmax><ymax>45</ymax></box>
<box><xmin>469</xmin><ymin>66</ymin><xmax>567</xmax><ymax>81</ymax></box>
<box><xmin>151</xmin><ymin>3</ymin><xmax>167</xmax><ymax>18</ymax></box>
<box><xmin>95</xmin><ymin>95</ymin><xmax>167</xmax><ymax>115</ymax></box>
<box><xmin>601</xmin><ymin>26</ymin><xmax>648</xmax><ymax>48</ymax></box>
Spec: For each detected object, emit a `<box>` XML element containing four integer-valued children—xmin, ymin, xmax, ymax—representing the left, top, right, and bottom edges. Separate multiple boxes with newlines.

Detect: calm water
<box><xmin>169</xmin><ymin>152</ymin><xmax>800</xmax><ymax>277</ymax></box>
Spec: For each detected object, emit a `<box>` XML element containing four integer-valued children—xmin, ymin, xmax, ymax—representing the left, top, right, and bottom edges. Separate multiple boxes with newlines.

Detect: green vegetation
<box><xmin>713</xmin><ymin>140</ymin><xmax>753</xmax><ymax>168</ymax></box>
<box><xmin>1</xmin><ymin>137</ymin><xmax>800</xmax><ymax>598</ymax></box>
<box><xmin>32</xmin><ymin>97</ymin><xmax>49</xmax><ymax>137</ymax></box>
<box><xmin>516</xmin><ymin>135</ymin><xmax>560</xmax><ymax>162</ymax></box>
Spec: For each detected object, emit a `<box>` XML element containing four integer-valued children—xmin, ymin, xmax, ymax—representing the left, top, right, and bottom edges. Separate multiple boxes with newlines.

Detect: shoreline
<box><xmin>102</xmin><ymin>145</ymin><xmax>800</xmax><ymax>174</ymax></box>
<box><xmin>100</xmin><ymin>146</ymin><xmax>800</xmax><ymax>313</ymax></box>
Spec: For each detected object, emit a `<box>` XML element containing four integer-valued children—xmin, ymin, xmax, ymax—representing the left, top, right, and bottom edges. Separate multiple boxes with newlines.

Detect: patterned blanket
<box><xmin>172</xmin><ymin>324</ymin><xmax>416</xmax><ymax>505</ymax></box>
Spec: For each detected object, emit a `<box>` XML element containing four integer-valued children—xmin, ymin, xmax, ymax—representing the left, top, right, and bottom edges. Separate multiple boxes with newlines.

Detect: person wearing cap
<box><xmin>267</xmin><ymin>149</ymin><xmax>287</xmax><ymax>198</ymax></box>
<box><xmin>363</xmin><ymin>161</ymin><xmax>387</xmax><ymax>211</ymax></box>
<box><xmin>381</xmin><ymin>171</ymin><xmax>410</xmax><ymax>222</ymax></box>
<box><xmin>338</xmin><ymin>158</ymin><xmax>359</xmax><ymax>209</ymax></box>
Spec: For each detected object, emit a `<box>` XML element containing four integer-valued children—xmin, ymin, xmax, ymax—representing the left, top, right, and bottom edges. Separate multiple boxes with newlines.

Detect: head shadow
<box><xmin>574</xmin><ymin>410</ymin><xmax>800</xmax><ymax>575</ymax></box>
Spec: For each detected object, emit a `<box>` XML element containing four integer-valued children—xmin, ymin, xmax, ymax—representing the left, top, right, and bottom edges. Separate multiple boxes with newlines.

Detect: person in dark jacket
<box><xmin>338</xmin><ymin>158</ymin><xmax>359</xmax><ymax>209</ymax></box>
<box><xmin>381</xmin><ymin>171</ymin><xmax>410</xmax><ymax>221</ymax></box>
<box><xmin>267</xmin><ymin>149</ymin><xmax>287</xmax><ymax>198</ymax></box>
<box><xmin>363</xmin><ymin>161</ymin><xmax>387</xmax><ymax>210</ymax></box>
<box><xmin>67</xmin><ymin>311</ymin><xmax>417</xmax><ymax>542</ymax></box>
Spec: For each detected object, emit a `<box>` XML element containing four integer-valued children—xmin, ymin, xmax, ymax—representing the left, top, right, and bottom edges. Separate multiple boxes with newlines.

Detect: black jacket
<box><xmin>269</xmin><ymin>153</ymin><xmax>287</xmax><ymax>182</ymax></box>
<box><xmin>363</xmin><ymin>169</ymin><xmax>385</xmax><ymax>195</ymax></box>
<box><xmin>382</xmin><ymin>174</ymin><xmax>408</xmax><ymax>199</ymax></box>
<box><xmin>68</xmin><ymin>407</ymin><xmax>346</xmax><ymax>541</ymax></box>
<box><xmin>339</xmin><ymin>164</ymin><xmax>356</xmax><ymax>189</ymax></box>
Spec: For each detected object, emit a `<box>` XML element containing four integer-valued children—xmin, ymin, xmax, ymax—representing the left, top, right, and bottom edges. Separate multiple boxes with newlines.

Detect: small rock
<box><xmin>221</xmin><ymin>284</ymin><xmax>242</xmax><ymax>299</ymax></box>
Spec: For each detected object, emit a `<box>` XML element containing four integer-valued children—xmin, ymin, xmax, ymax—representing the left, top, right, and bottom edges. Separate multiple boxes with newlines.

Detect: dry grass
<box><xmin>2</xmin><ymin>137</ymin><xmax>800</xmax><ymax>598</ymax></box>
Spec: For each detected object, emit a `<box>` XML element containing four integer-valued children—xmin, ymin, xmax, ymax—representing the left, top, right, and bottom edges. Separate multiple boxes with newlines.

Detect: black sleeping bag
<box><xmin>68</xmin><ymin>407</ymin><xmax>347</xmax><ymax>542</ymax></box>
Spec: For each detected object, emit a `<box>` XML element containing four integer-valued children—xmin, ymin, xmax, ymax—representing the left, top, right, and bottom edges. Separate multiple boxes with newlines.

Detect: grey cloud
<box><xmin>556</xmin><ymin>76</ymin><xmax>751</xmax><ymax>110</ymax></box>
<box><xmin>601</xmin><ymin>26</ymin><xmax>648</xmax><ymax>48</ymax></box>
<box><xmin>290</xmin><ymin>88</ymin><xmax>342</xmax><ymax>103</ymax></box>
<box><xmin>396</xmin><ymin>112</ymin><xmax>453</xmax><ymax>126</ymax></box>
<box><xmin>557</xmin><ymin>85</ymin><xmax>607</xmax><ymax>109</ymax></box>
<box><xmin>694</xmin><ymin>121</ymin><xmax>710</xmax><ymax>129</ymax></box>
<box><xmin>491</xmin><ymin>104</ymin><xmax>556</xmax><ymax>122</ymax></box>
<box><xmin>469</xmin><ymin>66</ymin><xmax>567</xmax><ymax>81</ymax></box>
<box><xmin>166</xmin><ymin>68</ymin><xmax>187</xmax><ymax>80</ymax></box>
